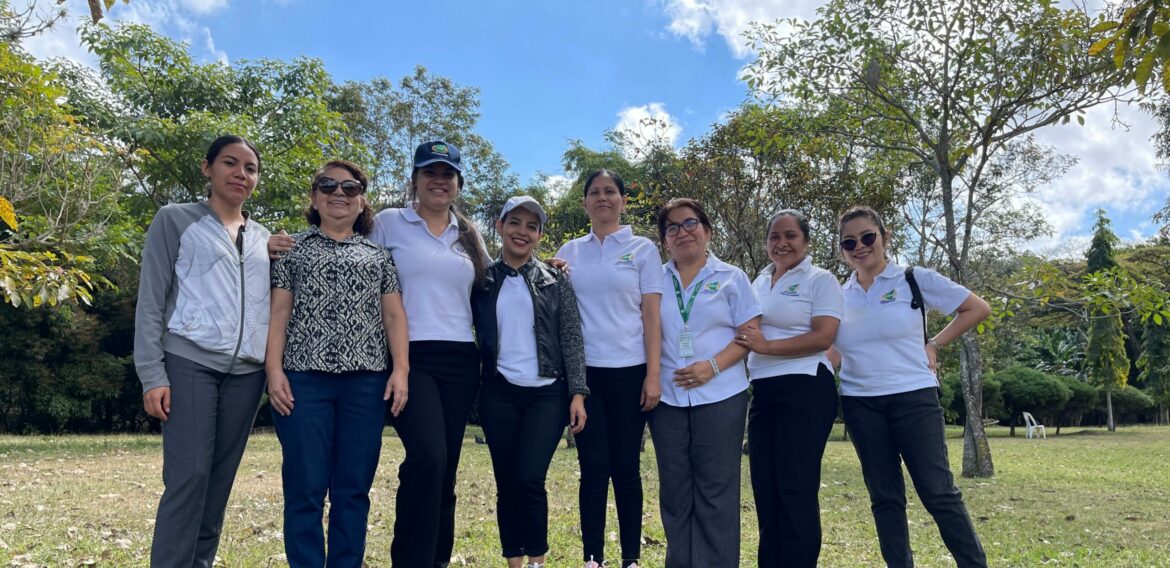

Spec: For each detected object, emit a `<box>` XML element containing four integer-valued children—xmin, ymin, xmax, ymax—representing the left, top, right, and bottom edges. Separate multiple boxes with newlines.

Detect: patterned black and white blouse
<box><xmin>271</xmin><ymin>227</ymin><xmax>401</xmax><ymax>373</ymax></box>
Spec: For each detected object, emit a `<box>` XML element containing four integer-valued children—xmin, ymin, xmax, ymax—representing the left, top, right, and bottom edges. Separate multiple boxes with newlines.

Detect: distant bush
<box><xmin>1108</xmin><ymin>387</ymin><xmax>1156</xmax><ymax>423</ymax></box>
<box><xmin>996</xmin><ymin>366</ymin><xmax>1070</xmax><ymax>436</ymax></box>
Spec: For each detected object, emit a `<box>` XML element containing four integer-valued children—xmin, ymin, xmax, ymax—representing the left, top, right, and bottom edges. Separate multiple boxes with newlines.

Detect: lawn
<box><xmin>1</xmin><ymin>425</ymin><xmax>1168</xmax><ymax>567</ymax></box>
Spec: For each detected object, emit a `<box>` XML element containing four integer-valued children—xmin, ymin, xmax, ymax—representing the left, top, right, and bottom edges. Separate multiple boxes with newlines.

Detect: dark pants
<box><xmin>151</xmin><ymin>353</ymin><xmax>265</xmax><ymax>568</ymax></box>
<box><xmin>748</xmin><ymin>364</ymin><xmax>839</xmax><ymax>568</ymax></box>
<box><xmin>273</xmin><ymin>370</ymin><xmax>387</xmax><ymax>568</ymax></box>
<box><xmin>575</xmin><ymin>364</ymin><xmax>647</xmax><ymax>565</ymax></box>
<box><xmin>478</xmin><ymin>377</ymin><xmax>569</xmax><ymax>559</ymax></box>
<box><xmin>386</xmin><ymin>341</ymin><xmax>481</xmax><ymax>568</ymax></box>
<box><xmin>842</xmin><ymin>387</ymin><xmax>988</xmax><ymax>568</ymax></box>
<box><xmin>649</xmin><ymin>389</ymin><xmax>749</xmax><ymax>568</ymax></box>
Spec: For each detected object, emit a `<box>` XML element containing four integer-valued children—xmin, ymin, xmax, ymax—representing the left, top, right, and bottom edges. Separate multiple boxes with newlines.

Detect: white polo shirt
<box><xmin>556</xmin><ymin>226</ymin><xmax>663</xmax><ymax>368</ymax></box>
<box><xmin>659</xmin><ymin>253</ymin><xmax>761</xmax><ymax>407</ymax></box>
<box><xmin>495</xmin><ymin>274</ymin><xmax>556</xmax><ymax>388</ymax></box>
<box><xmin>835</xmin><ymin>263</ymin><xmax>971</xmax><ymax>397</ymax></box>
<box><xmin>370</xmin><ymin>206</ymin><xmax>488</xmax><ymax>342</ymax></box>
<box><xmin>747</xmin><ymin>256</ymin><xmax>843</xmax><ymax>380</ymax></box>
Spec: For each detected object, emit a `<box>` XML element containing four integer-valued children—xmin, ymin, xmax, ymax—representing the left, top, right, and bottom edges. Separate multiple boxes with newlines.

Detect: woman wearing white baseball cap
<box><xmin>473</xmin><ymin>195</ymin><xmax>589</xmax><ymax>568</ymax></box>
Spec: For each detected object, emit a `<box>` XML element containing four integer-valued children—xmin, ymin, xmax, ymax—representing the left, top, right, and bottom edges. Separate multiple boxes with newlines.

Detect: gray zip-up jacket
<box><xmin>134</xmin><ymin>202</ymin><xmax>272</xmax><ymax>393</ymax></box>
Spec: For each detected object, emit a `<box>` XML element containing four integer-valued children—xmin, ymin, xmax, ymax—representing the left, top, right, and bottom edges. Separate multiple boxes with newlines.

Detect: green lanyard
<box><xmin>671</xmin><ymin>273</ymin><xmax>705</xmax><ymax>328</ymax></box>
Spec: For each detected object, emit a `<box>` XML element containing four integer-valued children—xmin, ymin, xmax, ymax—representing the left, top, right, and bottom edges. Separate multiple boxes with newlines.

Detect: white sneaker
<box><xmin>526</xmin><ymin>563</ymin><xmax>545</xmax><ymax>568</ymax></box>
<box><xmin>583</xmin><ymin>560</ymin><xmax>605</xmax><ymax>568</ymax></box>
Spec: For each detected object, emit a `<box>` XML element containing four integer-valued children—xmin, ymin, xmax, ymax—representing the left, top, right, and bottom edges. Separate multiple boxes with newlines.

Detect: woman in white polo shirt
<box><xmin>650</xmin><ymin>197</ymin><xmax>761</xmax><ymax>568</ymax></box>
<box><xmin>830</xmin><ymin>206</ymin><xmax>990</xmax><ymax>568</ymax></box>
<box><xmin>733</xmin><ymin>209</ymin><xmax>842</xmax><ymax>568</ymax></box>
<box><xmin>555</xmin><ymin>170</ymin><xmax>661</xmax><ymax>568</ymax></box>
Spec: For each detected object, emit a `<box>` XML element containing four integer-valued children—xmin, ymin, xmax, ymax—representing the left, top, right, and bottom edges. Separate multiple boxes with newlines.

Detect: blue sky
<box><xmin>21</xmin><ymin>0</ymin><xmax>1170</xmax><ymax>253</ymax></box>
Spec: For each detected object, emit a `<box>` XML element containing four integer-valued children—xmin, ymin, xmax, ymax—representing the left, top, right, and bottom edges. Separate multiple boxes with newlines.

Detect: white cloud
<box><xmin>614</xmin><ymin>102</ymin><xmax>683</xmax><ymax>160</ymax></box>
<box><xmin>542</xmin><ymin>174</ymin><xmax>573</xmax><ymax>202</ymax></box>
<box><xmin>1026</xmin><ymin>102</ymin><xmax>1169</xmax><ymax>249</ymax></box>
<box><xmin>656</xmin><ymin>0</ymin><xmax>820</xmax><ymax>58</ymax></box>
<box><xmin>186</xmin><ymin>0</ymin><xmax>230</xmax><ymax>15</ymax></box>
<box><xmin>202</xmin><ymin>28</ymin><xmax>229</xmax><ymax>64</ymax></box>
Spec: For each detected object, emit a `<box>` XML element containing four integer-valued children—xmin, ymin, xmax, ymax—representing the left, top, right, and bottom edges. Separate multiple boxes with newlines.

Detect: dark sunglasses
<box><xmin>840</xmin><ymin>231</ymin><xmax>878</xmax><ymax>251</ymax></box>
<box><xmin>314</xmin><ymin>177</ymin><xmax>365</xmax><ymax>197</ymax></box>
<box><xmin>665</xmin><ymin>218</ymin><xmax>701</xmax><ymax>237</ymax></box>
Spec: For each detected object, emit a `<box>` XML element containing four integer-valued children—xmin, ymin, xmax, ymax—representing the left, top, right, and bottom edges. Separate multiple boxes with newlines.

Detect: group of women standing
<box><xmin>134</xmin><ymin>134</ymin><xmax>992</xmax><ymax>568</ymax></box>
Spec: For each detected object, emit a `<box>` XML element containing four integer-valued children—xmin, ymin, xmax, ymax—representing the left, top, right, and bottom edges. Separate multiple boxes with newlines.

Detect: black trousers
<box><xmin>748</xmin><ymin>364</ymin><xmax>838</xmax><ymax>568</ymax></box>
<box><xmin>574</xmin><ymin>364</ymin><xmax>647</xmax><ymax>564</ymax></box>
<box><xmin>386</xmin><ymin>341</ymin><xmax>481</xmax><ymax>568</ymax></box>
<box><xmin>478</xmin><ymin>377</ymin><xmax>569</xmax><ymax>559</ymax></box>
<box><xmin>842</xmin><ymin>387</ymin><xmax>988</xmax><ymax>568</ymax></box>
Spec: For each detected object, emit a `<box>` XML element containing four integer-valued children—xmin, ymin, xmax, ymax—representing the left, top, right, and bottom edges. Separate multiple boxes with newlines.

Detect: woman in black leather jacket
<box><xmin>472</xmin><ymin>195</ymin><xmax>588</xmax><ymax>568</ymax></box>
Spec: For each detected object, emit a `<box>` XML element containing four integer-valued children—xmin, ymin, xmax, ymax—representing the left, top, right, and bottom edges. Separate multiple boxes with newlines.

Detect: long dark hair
<box><xmin>306</xmin><ymin>160</ymin><xmax>374</xmax><ymax>236</ymax></box>
<box><xmin>408</xmin><ymin>168</ymin><xmax>487</xmax><ymax>286</ymax></box>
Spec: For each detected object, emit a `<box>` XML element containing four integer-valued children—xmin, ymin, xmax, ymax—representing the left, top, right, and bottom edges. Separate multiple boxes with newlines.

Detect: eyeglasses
<box><xmin>315</xmin><ymin>177</ymin><xmax>365</xmax><ymax>197</ymax></box>
<box><xmin>839</xmin><ymin>231</ymin><xmax>878</xmax><ymax>251</ymax></box>
<box><xmin>665</xmin><ymin>218</ymin><xmax>701</xmax><ymax>237</ymax></box>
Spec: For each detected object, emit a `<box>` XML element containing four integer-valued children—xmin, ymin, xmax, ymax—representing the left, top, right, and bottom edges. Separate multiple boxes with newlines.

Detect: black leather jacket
<box><xmin>472</xmin><ymin>257</ymin><xmax>589</xmax><ymax>396</ymax></box>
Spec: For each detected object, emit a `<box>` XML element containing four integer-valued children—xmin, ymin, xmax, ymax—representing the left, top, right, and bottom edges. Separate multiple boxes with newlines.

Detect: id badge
<box><xmin>678</xmin><ymin>332</ymin><xmax>694</xmax><ymax>357</ymax></box>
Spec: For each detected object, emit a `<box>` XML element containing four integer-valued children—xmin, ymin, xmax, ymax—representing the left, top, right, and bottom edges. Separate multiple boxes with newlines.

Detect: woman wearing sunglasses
<box><xmin>267</xmin><ymin>160</ymin><xmax>410</xmax><ymax>567</ymax></box>
<box><xmin>732</xmin><ymin>209</ymin><xmax>842</xmax><ymax>568</ymax></box>
<box><xmin>651</xmin><ymin>198</ymin><xmax>761</xmax><ymax>567</ymax></box>
<box><xmin>136</xmin><ymin>135</ymin><xmax>271</xmax><ymax>567</ymax></box>
<box><xmin>828</xmin><ymin>206</ymin><xmax>990</xmax><ymax>568</ymax></box>
<box><xmin>555</xmin><ymin>170</ymin><xmax>661</xmax><ymax>568</ymax></box>
<box><xmin>473</xmin><ymin>195</ymin><xmax>589</xmax><ymax>568</ymax></box>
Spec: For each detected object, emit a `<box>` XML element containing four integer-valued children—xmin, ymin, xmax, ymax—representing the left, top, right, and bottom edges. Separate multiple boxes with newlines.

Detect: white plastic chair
<box><xmin>1022</xmin><ymin>411</ymin><xmax>1046</xmax><ymax>439</ymax></box>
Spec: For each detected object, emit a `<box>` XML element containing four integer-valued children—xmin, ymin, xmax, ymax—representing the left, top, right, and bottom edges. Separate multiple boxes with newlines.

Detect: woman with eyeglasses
<box><xmin>650</xmin><ymin>198</ymin><xmax>761</xmax><ymax>568</ymax></box>
<box><xmin>732</xmin><ymin>209</ymin><xmax>842</xmax><ymax>568</ymax></box>
<box><xmin>135</xmin><ymin>135</ymin><xmax>271</xmax><ymax>567</ymax></box>
<box><xmin>828</xmin><ymin>206</ymin><xmax>990</xmax><ymax>568</ymax></box>
<box><xmin>267</xmin><ymin>160</ymin><xmax>409</xmax><ymax>567</ymax></box>
<box><xmin>555</xmin><ymin>170</ymin><xmax>661</xmax><ymax>568</ymax></box>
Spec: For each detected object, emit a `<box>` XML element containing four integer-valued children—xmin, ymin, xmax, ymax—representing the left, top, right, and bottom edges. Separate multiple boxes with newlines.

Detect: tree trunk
<box><xmin>1009</xmin><ymin>415</ymin><xmax>1015</xmax><ymax>437</ymax></box>
<box><xmin>1106</xmin><ymin>388</ymin><xmax>1116</xmax><ymax>433</ymax></box>
<box><xmin>959</xmin><ymin>334</ymin><xmax>994</xmax><ymax>478</ymax></box>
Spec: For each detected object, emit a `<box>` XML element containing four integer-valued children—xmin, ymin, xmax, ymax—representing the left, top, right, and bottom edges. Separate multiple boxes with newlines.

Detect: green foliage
<box><xmin>64</xmin><ymin>23</ymin><xmax>362</xmax><ymax>229</ymax></box>
<box><xmin>1057</xmin><ymin>375</ymin><xmax>1100</xmax><ymax>428</ymax></box>
<box><xmin>0</xmin><ymin>299</ymin><xmax>140</xmax><ymax>433</ymax></box>
<box><xmin>1087</xmin><ymin>0</ymin><xmax>1170</xmax><ymax>94</ymax></box>
<box><xmin>1137</xmin><ymin>318</ymin><xmax>1170</xmax><ymax>406</ymax></box>
<box><xmin>1107</xmin><ymin>386</ymin><xmax>1156</xmax><ymax>420</ymax></box>
<box><xmin>996</xmin><ymin>366</ymin><xmax>1071</xmax><ymax>434</ymax></box>
<box><xmin>943</xmin><ymin>373</ymin><xmax>1004</xmax><ymax>425</ymax></box>
<box><xmin>1084</xmin><ymin>211</ymin><xmax>1132</xmax><ymax>392</ymax></box>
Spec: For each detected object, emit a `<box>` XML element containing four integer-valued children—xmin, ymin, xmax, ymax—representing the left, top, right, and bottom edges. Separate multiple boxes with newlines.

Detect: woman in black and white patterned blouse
<box><xmin>265</xmin><ymin>160</ymin><xmax>410</xmax><ymax>567</ymax></box>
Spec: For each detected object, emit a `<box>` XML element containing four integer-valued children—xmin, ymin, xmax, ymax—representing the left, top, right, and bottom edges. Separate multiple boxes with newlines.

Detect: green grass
<box><xmin>1</xmin><ymin>425</ymin><xmax>1168</xmax><ymax>567</ymax></box>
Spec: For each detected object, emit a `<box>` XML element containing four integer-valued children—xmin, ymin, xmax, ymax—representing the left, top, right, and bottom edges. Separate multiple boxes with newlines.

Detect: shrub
<box><xmin>995</xmin><ymin>366</ymin><xmax>1070</xmax><ymax>436</ymax></box>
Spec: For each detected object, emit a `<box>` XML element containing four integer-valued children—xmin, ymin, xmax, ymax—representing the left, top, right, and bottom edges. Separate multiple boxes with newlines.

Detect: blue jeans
<box><xmin>273</xmin><ymin>370</ymin><xmax>387</xmax><ymax>568</ymax></box>
<box><xmin>842</xmin><ymin>387</ymin><xmax>988</xmax><ymax>568</ymax></box>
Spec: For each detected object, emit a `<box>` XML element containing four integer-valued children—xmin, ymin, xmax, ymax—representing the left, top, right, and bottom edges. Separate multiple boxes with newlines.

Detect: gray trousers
<box><xmin>649</xmin><ymin>389</ymin><xmax>749</xmax><ymax>568</ymax></box>
<box><xmin>150</xmin><ymin>353</ymin><xmax>265</xmax><ymax>568</ymax></box>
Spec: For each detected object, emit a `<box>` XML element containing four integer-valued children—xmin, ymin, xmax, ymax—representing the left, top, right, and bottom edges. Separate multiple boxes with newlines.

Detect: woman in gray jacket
<box><xmin>134</xmin><ymin>135</ymin><xmax>272</xmax><ymax>568</ymax></box>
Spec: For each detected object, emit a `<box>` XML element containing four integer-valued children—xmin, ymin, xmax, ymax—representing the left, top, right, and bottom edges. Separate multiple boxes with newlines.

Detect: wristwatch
<box><xmin>928</xmin><ymin>337</ymin><xmax>943</xmax><ymax>350</ymax></box>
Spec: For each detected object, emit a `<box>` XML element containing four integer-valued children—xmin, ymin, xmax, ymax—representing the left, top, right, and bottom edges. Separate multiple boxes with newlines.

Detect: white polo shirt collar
<box><xmin>402</xmin><ymin>203</ymin><xmax>459</xmax><ymax>235</ymax></box>
<box><xmin>843</xmin><ymin>260</ymin><xmax>900</xmax><ymax>291</ymax></box>
<box><xmin>760</xmin><ymin>255</ymin><xmax>812</xmax><ymax>280</ymax></box>
<box><xmin>584</xmin><ymin>225</ymin><xmax>634</xmax><ymax>244</ymax></box>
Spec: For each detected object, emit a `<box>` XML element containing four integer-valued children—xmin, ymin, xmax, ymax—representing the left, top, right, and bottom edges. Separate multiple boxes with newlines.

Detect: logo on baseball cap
<box><xmin>414</xmin><ymin>140</ymin><xmax>462</xmax><ymax>171</ymax></box>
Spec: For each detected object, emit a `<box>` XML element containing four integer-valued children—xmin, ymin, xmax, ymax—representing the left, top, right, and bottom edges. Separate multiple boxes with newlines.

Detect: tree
<box><xmin>1137</xmin><ymin>314</ymin><xmax>1170</xmax><ymax>424</ymax></box>
<box><xmin>59</xmin><ymin>22</ymin><xmax>361</xmax><ymax>228</ymax></box>
<box><xmin>747</xmin><ymin>0</ymin><xmax>1136</xmax><ymax>477</ymax></box>
<box><xmin>996</xmin><ymin>366</ymin><xmax>1070</xmax><ymax>436</ymax></box>
<box><xmin>0</xmin><ymin>4</ymin><xmax>119</xmax><ymax>308</ymax></box>
<box><xmin>1056</xmin><ymin>375</ymin><xmax>1098</xmax><ymax>434</ymax></box>
<box><xmin>1084</xmin><ymin>210</ymin><xmax>1131</xmax><ymax>432</ymax></box>
<box><xmin>337</xmin><ymin>68</ymin><xmax>520</xmax><ymax>237</ymax></box>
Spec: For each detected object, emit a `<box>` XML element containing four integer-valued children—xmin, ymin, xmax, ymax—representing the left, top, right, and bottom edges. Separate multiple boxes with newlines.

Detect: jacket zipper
<box><xmin>226</xmin><ymin>222</ymin><xmax>247</xmax><ymax>373</ymax></box>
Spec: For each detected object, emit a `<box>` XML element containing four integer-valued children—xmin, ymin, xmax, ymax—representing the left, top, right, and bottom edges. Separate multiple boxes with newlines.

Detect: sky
<box><xmin>18</xmin><ymin>0</ymin><xmax>1169</xmax><ymax>255</ymax></box>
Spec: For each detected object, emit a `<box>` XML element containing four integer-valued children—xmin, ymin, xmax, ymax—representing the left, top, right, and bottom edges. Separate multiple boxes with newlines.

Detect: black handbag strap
<box><xmin>905</xmin><ymin>266</ymin><xmax>927</xmax><ymax>344</ymax></box>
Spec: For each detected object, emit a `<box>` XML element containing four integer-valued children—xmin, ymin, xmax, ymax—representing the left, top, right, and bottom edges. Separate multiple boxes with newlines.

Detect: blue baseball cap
<box><xmin>413</xmin><ymin>140</ymin><xmax>462</xmax><ymax>172</ymax></box>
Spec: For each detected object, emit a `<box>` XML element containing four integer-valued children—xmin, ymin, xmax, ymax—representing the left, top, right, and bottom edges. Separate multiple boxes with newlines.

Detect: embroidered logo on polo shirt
<box><xmin>615</xmin><ymin>252</ymin><xmax>636</xmax><ymax>267</ymax></box>
<box><xmin>881</xmin><ymin>289</ymin><xmax>897</xmax><ymax>304</ymax></box>
<box><xmin>780</xmin><ymin>283</ymin><xmax>800</xmax><ymax>296</ymax></box>
<box><xmin>701</xmin><ymin>281</ymin><xmax>720</xmax><ymax>294</ymax></box>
